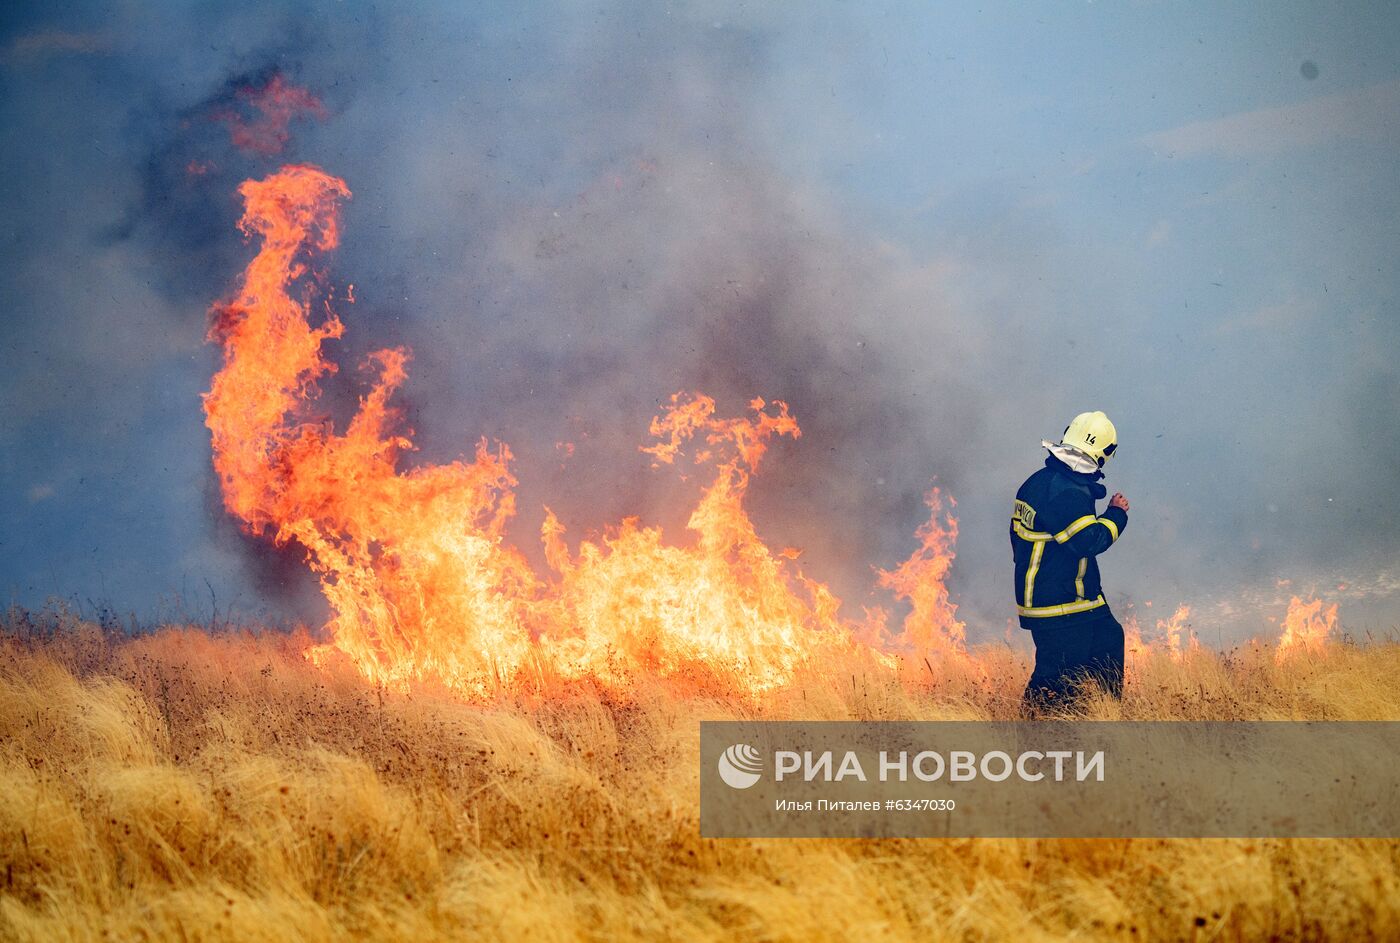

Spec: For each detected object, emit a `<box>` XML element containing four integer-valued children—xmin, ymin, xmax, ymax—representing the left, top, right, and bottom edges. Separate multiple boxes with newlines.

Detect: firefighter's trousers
<box><xmin>1022</xmin><ymin>614</ymin><xmax>1125</xmax><ymax>714</ymax></box>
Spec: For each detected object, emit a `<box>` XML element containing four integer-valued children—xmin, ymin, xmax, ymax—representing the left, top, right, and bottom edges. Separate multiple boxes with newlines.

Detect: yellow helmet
<box><xmin>1060</xmin><ymin>411</ymin><xmax>1118</xmax><ymax>467</ymax></box>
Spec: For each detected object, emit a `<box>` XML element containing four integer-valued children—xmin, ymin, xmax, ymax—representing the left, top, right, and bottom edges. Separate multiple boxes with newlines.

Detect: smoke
<box><xmin>2</xmin><ymin>0</ymin><xmax>1398</xmax><ymax>638</ymax></box>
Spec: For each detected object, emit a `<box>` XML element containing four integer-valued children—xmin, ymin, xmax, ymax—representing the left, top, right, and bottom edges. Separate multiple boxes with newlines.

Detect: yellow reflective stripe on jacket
<box><xmin>1053</xmin><ymin>515</ymin><xmax>1098</xmax><ymax>542</ymax></box>
<box><xmin>1075</xmin><ymin>558</ymin><xmax>1087</xmax><ymax>599</ymax></box>
<box><xmin>1053</xmin><ymin>515</ymin><xmax>1118</xmax><ymax>544</ymax></box>
<box><xmin>1013</xmin><ymin>520</ymin><xmax>1054</xmax><ymax>542</ymax></box>
<box><xmin>1023</xmin><ymin>541</ymin><xmax>1045</xmax><ymax>607</ymax></box>
<box><xmin>1018</xmin><ymin>595</ymin><xmax>1107</xmax><ymax>618</ymax></box>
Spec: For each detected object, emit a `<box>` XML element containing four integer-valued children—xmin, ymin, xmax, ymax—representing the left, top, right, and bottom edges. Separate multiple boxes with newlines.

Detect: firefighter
<box><xmin>1011</xmin><ymin>411</ymin><xmax>1129</xmax><ymax>713</ymax></box>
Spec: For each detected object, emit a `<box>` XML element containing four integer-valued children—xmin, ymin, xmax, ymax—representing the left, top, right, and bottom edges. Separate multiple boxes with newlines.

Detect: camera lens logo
<box><xmin>718</xmin><ymin>744</ymin><xmax>763</xmax><ymax>789</ymax></box>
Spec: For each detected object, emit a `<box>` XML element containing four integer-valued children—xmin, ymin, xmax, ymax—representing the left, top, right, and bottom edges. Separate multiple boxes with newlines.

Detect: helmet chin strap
<box><xmin>1042</xmin><ymin>440</ymin><xmax>1101</xmax><ymax>475</ymax></box>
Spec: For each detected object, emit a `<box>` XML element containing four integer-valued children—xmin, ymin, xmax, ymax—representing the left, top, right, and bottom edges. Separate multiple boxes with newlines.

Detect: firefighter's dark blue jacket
<box><xmin>1010</xmin><ymin>455</ymin><xmax>1128</xmax><ymax>630</ymax></box>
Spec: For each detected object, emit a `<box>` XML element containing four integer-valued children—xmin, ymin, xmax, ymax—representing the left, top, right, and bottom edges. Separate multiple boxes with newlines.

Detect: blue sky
<box><xmin>2</xmin><ymin>1</ymin><xmax>1397</xmax><ymax>639</ymax></box>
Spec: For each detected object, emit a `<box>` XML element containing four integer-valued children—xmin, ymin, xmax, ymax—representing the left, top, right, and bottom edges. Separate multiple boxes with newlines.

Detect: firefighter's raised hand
<box><xmin>1109</xmin><ymin>492</ymin><xmax>1129</xmax><ymax>512</ymax></box>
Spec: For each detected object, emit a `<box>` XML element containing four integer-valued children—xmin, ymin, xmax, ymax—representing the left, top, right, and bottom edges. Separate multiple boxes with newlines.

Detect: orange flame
<box><xmin>537</xmin><ymin>392</ymin><xmax>852</xmax><ymax>691</ymax></box>
<box><xmin>204</xmin><ymin>166</ymin><xmax>535</xmax><ymax>693</ymax></box>
<box><xmin>203</xmin><ymin>166</ymin><xmax>960</xmax><ymax>696</ymax></box>
<box><xmin>1275</xmin><ymin>595</ymin><xmax>1337</xmax><ymax>663</ymax></box>
<box><xmin>1121</xmin><ymin>611</ymin><xmax>1146</xmax><ymax>682</ymax></box>
<box><xmin>1156</xmin><ymin>604</ymin><xmax>1198</xmax><ymax>662</ymax></box>
<box><xmin>876</xmin><ymin>488</ymin><xmax>966</xmax><ymax>662</ymax></box>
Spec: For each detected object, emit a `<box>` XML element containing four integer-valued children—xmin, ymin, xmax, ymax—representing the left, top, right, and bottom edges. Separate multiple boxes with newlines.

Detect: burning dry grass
<box><xmin>2</xmin><ymin>611</ymin><xmax>1399</xmax><ymax>941</ymax></box>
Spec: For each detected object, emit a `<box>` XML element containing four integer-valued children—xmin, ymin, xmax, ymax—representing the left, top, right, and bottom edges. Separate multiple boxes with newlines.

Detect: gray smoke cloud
<box><xmin>2</xmin><ymin>1</ymin><xmax>1397</xmax><ymax>640</ymax></box>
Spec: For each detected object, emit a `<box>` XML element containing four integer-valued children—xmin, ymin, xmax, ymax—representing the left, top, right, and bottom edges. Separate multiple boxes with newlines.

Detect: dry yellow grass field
<box><xmin>2</xmin><ymin>610</ymin><xmax>1398</xmax><ymax>942</ymax></box>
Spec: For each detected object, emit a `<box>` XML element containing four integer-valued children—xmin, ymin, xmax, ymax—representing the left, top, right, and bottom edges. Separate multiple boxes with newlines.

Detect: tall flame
<box><xmin>204</xmin><ymin>166</ymin><xmax>962</xmax><ymax>696</ymax></box>
<box><xmin>1275</xmin><ymin>595</ymin><xmax>1337</xmax><ymax>663</ymax></box>
<box><xmin>1157</xmin><ymin>604</ymin><xmax>1198</xmax><ymax>662</ymax></box>
<box><xmin>876</xmin><ymin>488</ymin><xmax>966</xmax><ymax>663</ymax></box>
<box><xmin>204</xmin><ymin>166</ymin><xmax>536</xmax><ymax>692</ymax></box>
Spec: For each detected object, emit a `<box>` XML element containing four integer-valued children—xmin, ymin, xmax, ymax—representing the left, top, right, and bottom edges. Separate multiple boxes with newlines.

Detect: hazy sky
<box><xmin>2</xmin><ymin>1</ymin><xmax>1397</xmax><ymax>642</ymax></box>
